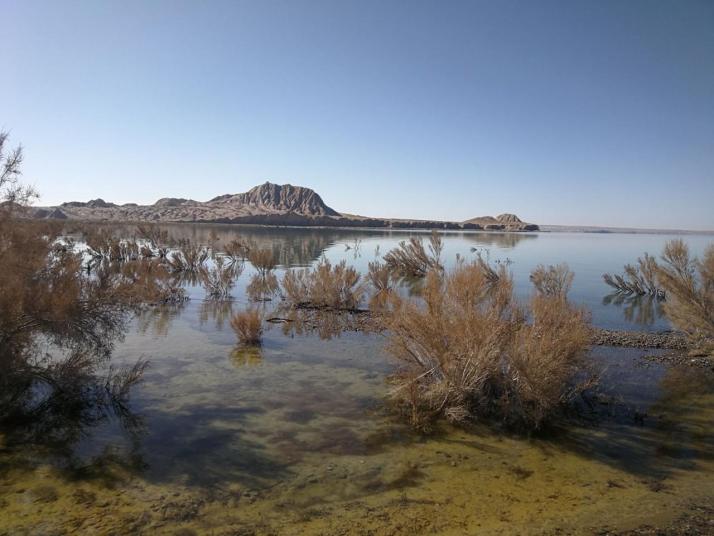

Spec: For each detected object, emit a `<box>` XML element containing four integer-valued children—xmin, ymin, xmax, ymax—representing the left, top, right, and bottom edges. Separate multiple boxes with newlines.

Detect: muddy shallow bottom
<box><xmin>1</xmin><ymin>298</ymin><xmax>713</xmax><ymax>535</ymax></box>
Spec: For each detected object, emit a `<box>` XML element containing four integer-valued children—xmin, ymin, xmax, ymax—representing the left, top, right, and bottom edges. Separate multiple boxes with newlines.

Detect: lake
<box><xmin>1</xmin><ymin>225</ymin><xmax>712</xmax><ymax>535</ymax></box>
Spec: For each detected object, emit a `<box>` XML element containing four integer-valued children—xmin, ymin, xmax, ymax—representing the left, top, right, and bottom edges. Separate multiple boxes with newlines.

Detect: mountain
<box><xmin>462</xmin><ymin>213</ymin><xmax>535</xmax><ymax>231</ymax></box>
<box><xmin>214</xmin><ymin>182</ymin><xmax>339</xmax><ymax>217</ymax></box>
<box><xmin>30</xmin><ymin>181</ymin><xmax>538</xmax><ymax>231</ymax></box>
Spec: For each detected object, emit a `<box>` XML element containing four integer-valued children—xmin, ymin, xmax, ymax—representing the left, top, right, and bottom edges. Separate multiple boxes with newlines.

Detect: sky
<box><xmin>2</xmin><ymin>0</ymin><xmax>713</xmax><ymax>230</ymax></box>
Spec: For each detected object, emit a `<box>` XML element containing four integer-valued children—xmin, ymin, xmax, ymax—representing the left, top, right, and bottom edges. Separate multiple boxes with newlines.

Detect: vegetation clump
<box><xmin>655</xmin><ymin>240</ymin><xmax>714</xmax><ymax>356</ymax></box>
<box><xmin>166</xmin><ymin>241</ymin><xmax>209</xmax><ymax>272</ymax></box>
<box><xmin>383</xmin><ymin>231</ymin><xmax>443</xmax><ymax>277</ymax></box>
<box><xmin>243</xmin><ymin>247</ymin><xmax>280</xmax><ymax>301</ymax></box>
<box><xmin>248</xmin><ymin>247</ymin><xmax>277</xmax><ymax>275</ymax></box>
<box><xmin>282</xmin><ymin>259</ymin><xmax>364</xmax><ymax>310</ymax></box>
<box><xmin>530</xmin><ymin>263</ymin><xmax>574</xmax><ymax>298</ymax></box>
<box><xmin>200</xmin><ymin>257</ymin><xmax>241</xmax><ymax>299</ymax></box>
<box><xmin>603</xmin><ymin>253</ymin><xmax>664</xmax><ymax>297</ymax></box>
<box><xmin>605</xmin><ymin>240</ymin><xmax>713</xmax><ymax>355</ymax></box>
<box><xmin>367</xmin><ymin>260</ymin><xmax>396</xmax><ymax>310</ymax></box>
<box><xmin>231</xmin><ymin>308</ymin><xmax>264</xmax><ymax>345</ymax></box>
<box><xmin>384</xmin><ymin>259</ymin><xmax>591</xmax><ymax>431</ymax></box>
<box><xmin>0</xmin><ymin>130</ymin><xmax>174</xmax><ymax>442</ymax></box>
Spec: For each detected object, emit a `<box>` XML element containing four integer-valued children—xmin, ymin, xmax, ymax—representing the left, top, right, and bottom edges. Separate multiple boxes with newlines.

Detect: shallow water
<box><xmin>1</xmin><ymin>226</ymin><xmax>713</xmax><ymax>535</ymax></box>
<box><xmin>121</xmin><ymin>223</ymin><xmax>713</xmax><ymax>330</ymax></box>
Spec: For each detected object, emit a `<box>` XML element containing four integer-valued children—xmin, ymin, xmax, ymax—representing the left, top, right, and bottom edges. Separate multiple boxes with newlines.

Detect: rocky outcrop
<box><xmin>497</xmin><ymin>213</ymin><xmax>521</xmax><ymax>224</ymax></box>
<box><xmin>32</xmin><ymin>181</ymin><xmax>538</xmax><ymax>231</ymax></box>
<box><xmin>216</xmin><ymin>182</ymin><xmax>340</xmax><ymax>217</ymax></box>
<box><xmin>61</xmin><ymin>198</ymin><xmax>116</xmax><ymax>209</ymax></box>
<box><xmin>464</xmin><ymin>212</ymin><xmax>536</xmax><ymax>231</ymax></box>
<box><xmin>154</xmin><ymin>198</ymin><xmax>197</xmax><ymax>207</ymax></box>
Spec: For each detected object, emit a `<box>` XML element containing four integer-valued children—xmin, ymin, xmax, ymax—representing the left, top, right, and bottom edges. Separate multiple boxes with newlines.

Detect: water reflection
<box><xmin>136</xmin><ymin>303</ymin><xmax>186</xmax><ymax>336</ymax></box>
<box><xmin>276</xmin><ymin>308</ymin><xmax>379</xmax><ymax>340</ymax></box>
<box><xmin>230</xmin><ymin>345</ymin><xmax>264</xmax><ymax>367</ymax></box>
<box><xmin>199</xmin><ymin>299</ymin><xmax>234</xmax><ymax>329</ymax></box>
<box><xmin>602</xmin><ymin>292</ymin><xmax>665</xmax><ymax>326</ymax></box>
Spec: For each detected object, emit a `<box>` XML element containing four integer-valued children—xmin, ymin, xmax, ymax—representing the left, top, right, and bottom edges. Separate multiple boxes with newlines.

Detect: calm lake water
<box><xmin>1</xmin><ymin>225</ymin><xmax>713</xmax><ymax>535</ymax></box>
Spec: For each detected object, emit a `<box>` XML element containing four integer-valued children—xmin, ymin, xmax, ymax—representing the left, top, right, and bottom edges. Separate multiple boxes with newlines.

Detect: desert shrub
<box><xmin>199</xmin><ymin>257</ymin><xmax>241</xmax><ymax>299</ymax></box>
<box><xmin>603</xmin><ymin>253</ymin><xmax>663</xmax><ymax>297</ymax></box>
<box><xmin>231</xmin><ymin>308</ymin><xmax>263</xmax><ymax>345</ymax></box>
<box><xmin>384</xmin><ymin>259</ymin><xmax>591</xmax><ymax>431</ymax></box>
<box><xmin>656</xmin><ymin>240</ymin><xmax>714</xmax><ymax>355</ymax></box>
<box><xmin>0</xmin><ymin>131</ymin><xmax>36</xmax><ymax>208</ymax></box>
<box><xmin>0</xmin><ymin>132</ymin><xmax>158</xmax><ymax>441</ymax></box>
<box><xmin>368</xmin><ymin>260</ymin><xmax>393</xmax><ymax>293</ymax></box>
<box><xmin>248</xmin><ymin>247</ymin><xmax>277</xmax><ymax>275</ymax></box>
<box><xmin>114</xmin><ymin>259</ymin><xmax>186</xmax><ymax>305</ymax></box>
<box><xmin>136</xmin><ymin>224</ymin><xmax>169</xmax><ymax>250</ymax></box>
<box><xmin>367</xmin><ymin>260</ymin><xmax>396</xmax><ymax>311</ymax></box>
<box><xmin>166</xmin><ymin>241</ymin><xmax>209</xmax><ymax>272</ymax></box>
<box><xmin>223</xmin><ymin>238</ymin><xmax>251</xmax><ymax>263</ymax></box>
<box><xmin>383</xmin><ymin>231</ymin><xmax>443</xmax><ymax>277</ymax></box>
<box><xmin>282</xmin><ymin>259</ymin><xmax>364</xmax><ymax>310</ymax></box>
<box><xmin>0</xmin><ymin>219</ymin><xmax>160</xmax><ymax>430</ymax></box>
<box><xmin>530</xmin><ymin>263</ymin><xmax>574</xmax><ymax>298</ymax></box>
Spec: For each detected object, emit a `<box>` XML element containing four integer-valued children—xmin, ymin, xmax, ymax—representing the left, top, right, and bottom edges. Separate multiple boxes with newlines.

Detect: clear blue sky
<box><xmin>3</xmin><ymin>0</ymin><xmax>713</xmax><ymax>230</ymax></box>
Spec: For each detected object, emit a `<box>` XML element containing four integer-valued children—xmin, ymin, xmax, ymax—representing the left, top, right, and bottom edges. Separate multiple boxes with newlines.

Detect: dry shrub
<box><xmin>656</xmin><ymin>240</ymin><xmax>714</xmax><ymax>355</ymax></box>
<box><xmin>248</xmin><ymin>248</ymin><xmax>277</xmax><ymax>275</ymax></box>
<box><xmin>530</xmin><ymin>263</ymin><xmax>574</xmax><ymax>298</ymax></box>
<box><xmin>385</xmin><ymin>259</ymin><xmax>591</xmax><ymax>431</ymax></box>
<box><xmin>603</xmin><ymin>253</ymin><xmax>663</xmax><ymax>297</ymax></box>
<box><xmin>223</xmin><ymin>238</ymin><xmax>251</xmax><ymax>263</ymax></box>
<box><xmin>367</xmin><ymin>260</ymin><xmax>396</xmax><ymax>311</ymax></box>
<box><xmin>282</xmin><ymin>259</ymin><xmax>364</xmax><ymax>310</ymax></box>
<box><xmin>84</xmin><ymin>230</ymin><xmax>142</xmax><ymax>263</ymax></box>
<box><xmin>231</xmin><ymin>308</ymin><xmax>263</xmax><ymax>345</ymax></box>
<box><xmin>200</xmin><ymin>257</ymin><xmax>241</xmax><ymax>299</ymax></box>
<box><xmin>0</xmin><ymin>131</ymin><xmax>37</xmax><ymax>207</ymax></box>
<box><xmin>0</xmin><ymin>132</ymin><xmax>152</xmax><ymax>440</ymax></box>
<box><xmin>167</xmin><ymin>241</ymin><xmax>209</xmax><ymax>272</ymax></box>
<box><xmin>114</xmin><ymin>259</ymin><xmax>186</xmax><ymax>305</ymax></box>
<box><xmin>383</xmin><ymin>231</ymin><xmax>443</xmax><ymax>277</ymax></box>
<box><xmin>136</xmin><ymin>224</ymin><xmax>169</xmax><ymax>250</ymax></box>
<box><xmin>0</xmin><ymin>220</ymin><xmax>156</xmax><ymax>428</ymax></box>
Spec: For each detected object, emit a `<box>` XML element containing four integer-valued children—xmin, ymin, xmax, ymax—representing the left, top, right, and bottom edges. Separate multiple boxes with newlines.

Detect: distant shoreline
<box><xmin>51</xmin><ymin>218</ymin><xmax>714</xmax><ymax>237</ymax></box>
<box><xmin>542</xmin><ymin>224</ymin><xmax>714</xmax><ymax>235</ymax></box>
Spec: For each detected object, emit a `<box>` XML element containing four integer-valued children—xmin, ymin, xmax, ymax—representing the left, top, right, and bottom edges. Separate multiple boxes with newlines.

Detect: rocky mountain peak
<box><xmin>497</xmin><ymin>213</ymin><xmax>522</xmax><ymax>224</ymax></box>
<box><xmin>226</xmin><ymin>182</ymin><xmax>339</xmax><ymax>217</ymax></box>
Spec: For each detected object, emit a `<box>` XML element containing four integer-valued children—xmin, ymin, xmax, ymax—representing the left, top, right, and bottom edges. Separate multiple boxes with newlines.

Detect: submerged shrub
<box><xmin>167</xmin><ymin>241</ymin><xmax>209</xmax><ymax>272</ymax></box>
<box><xmin>367</xmin><ymin>260</ymin><xmax>396</xmax><ymax>311</ymax></box>
<box><xmin>383</xmin><ymin>231</ymin><xmax>443</xmax><ymax>277</ymax></box>
<box><xmin>530</xmin><ymin>263</ymin><xmax>574</xmax><ymax>298</ymax></box>
<box><xmin>282</xmin><ymin>259</ymin><xmax>364</xmax><ymax>310</ymax></box>
<box><xmin>231</xmin><ymin>308</ymin><xmax>263</xmax><ymax>345</ymax></box>
<box><xmin>200</xmin><ymin>257</ymin><xmax>241</xmax><ymax>299</ymax></box>
<box><xmin>385</xmin><ymin>259</ymin><xmax>591</xmax><ymax>431</ymax></box>
<box><xmin>603</xmin><ymin>253</ymin><xmax>663</xmax><ymax>297</ymax></box>
<box><xmin>248</xmin><ymin>247</ymin><xmax>277</xmax><ymax>276</ymax></box>
<box><xmin>223</xmin><ymin>238</ymin><xmax>251</xmax><ymax>264</ymax></box>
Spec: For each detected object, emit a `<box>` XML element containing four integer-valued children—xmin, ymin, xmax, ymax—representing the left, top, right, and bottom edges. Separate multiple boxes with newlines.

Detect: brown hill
<box><xmin>31</xmin><ymin>181</ymin><xmax>538</xmax><ymax>231</ymax></box>
<box><xmin>214</xmin><ymin>182</ymin><xmax>339</xmax><ymax>217</ymax></box>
